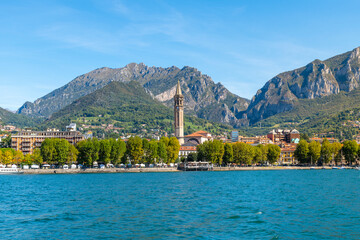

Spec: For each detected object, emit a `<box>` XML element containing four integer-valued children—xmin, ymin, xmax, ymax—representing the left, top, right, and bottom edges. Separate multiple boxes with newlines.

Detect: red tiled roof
<box><xmin>180</xmin><ymin>146</ymin><xmax>197</xmax><ymax>151</ymax></box>
<box><xmin>185</xmin><ymin>131</ymin><xmax>209</xmax><ymax>138</ymax></box>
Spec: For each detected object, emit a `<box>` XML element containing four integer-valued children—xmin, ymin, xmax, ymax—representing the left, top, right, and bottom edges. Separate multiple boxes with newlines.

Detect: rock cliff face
<box><xmin>17</xmin><ymin>63</ymin><xmax>249</xmax><ymax>126</ymax></box>
<box><xmin>244</xmin><ymin>47</ymin><xmax>360</xmax><ymax>124</ymax></box>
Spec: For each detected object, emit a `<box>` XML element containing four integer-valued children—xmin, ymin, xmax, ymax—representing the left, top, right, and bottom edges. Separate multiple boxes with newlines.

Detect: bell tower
<box><xmin>174</xmin><ymin>80</ymin><xmax>184</xmax><ymax>145</ymax></box>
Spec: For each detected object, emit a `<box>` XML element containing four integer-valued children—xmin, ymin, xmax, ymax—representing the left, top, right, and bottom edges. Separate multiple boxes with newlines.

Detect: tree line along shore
<box><xmin>0</xmin><ymin>136</ymin><xmax>359</xmax><ymax>168</ymax></box>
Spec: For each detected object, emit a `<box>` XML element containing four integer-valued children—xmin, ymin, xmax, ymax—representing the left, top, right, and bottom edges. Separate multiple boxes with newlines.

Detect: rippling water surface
<box><xmin>1</xmin><ymin>170</ymin><xmax>360</xmax><ymax>239</ymax></box>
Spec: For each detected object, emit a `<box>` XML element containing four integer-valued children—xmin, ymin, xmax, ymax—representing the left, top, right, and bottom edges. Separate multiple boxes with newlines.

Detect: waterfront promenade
<box><xmin>21</xmin><ymin>166</ymin><xmax>354</xmax><ymax>174</ymax></box>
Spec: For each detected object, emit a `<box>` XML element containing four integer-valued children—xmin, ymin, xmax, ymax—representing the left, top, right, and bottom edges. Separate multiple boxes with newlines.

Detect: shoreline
<box><xmin>19</xmin><ymin>166</ymin><xmax>355</xmax><ymax>174</ymax></box>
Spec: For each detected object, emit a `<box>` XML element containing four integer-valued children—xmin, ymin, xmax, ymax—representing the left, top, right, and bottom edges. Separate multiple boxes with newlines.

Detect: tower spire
<box><xmin>174</xmin><ymin>80</ymin><xmax>184</xmax><ymax>145</ymax></box>
<box><xmin>176</xmin><ymin>80</ymin><xmax>182</xmax><ymax>96</ymax></box>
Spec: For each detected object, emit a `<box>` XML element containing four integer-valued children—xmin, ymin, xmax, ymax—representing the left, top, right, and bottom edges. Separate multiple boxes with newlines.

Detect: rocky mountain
<box><xmin>42</xmin><ymin>81</ymin><xmax>232</xmax><ymax>137</ymax></box>
<box><xmin>18</xmin><ymin>63</ymin><xmax>249</xmax><ymax>126</ymax></box>
<box><xmin>244</xmin><ymin>47</ymin><xmax>360</xmax><ymax>124</ymax></box>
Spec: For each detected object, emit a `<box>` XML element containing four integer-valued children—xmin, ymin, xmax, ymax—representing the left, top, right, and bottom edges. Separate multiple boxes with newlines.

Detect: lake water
<box><xmin>0</xmin><ymin>170</ymin><xmax>359</xmax><ymax>239</ymax></box>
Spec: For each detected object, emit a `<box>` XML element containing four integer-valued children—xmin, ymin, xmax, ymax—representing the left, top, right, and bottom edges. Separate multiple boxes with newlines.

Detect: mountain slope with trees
<box><xmin>0</xmin><ymin>107</ymin><xmax>41</xmax><ymax>128</ymax></box>
<box><xmin>41</xmin><ymin>81</ymin><xmax>233</xmax><ymax>138</ymax></box>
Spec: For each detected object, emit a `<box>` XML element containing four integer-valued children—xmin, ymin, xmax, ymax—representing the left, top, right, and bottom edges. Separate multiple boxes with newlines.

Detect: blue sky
<box><xmin>1</xmin><ymin>0</ymin><xmax>360</xmax><ymax>111</ymax></box>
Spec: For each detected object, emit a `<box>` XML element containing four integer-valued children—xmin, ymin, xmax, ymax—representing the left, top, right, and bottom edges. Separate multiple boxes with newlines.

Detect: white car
<box><xmin>63</xmin><ymin>165</ymin><xmax>69</xmax><ymax>169</ymax></box>
<box><xmin>71</xmin><ymin>164</ymin><xmax>77</xmax><ymax>169</ymax></box>
<box><xmin>99</xmin><ymin>164</ymin><xmax>105</xmax><ymax>169</ymax></box>
<box><xmin>23</xmin><ymin>165</ymin><xmax>29</xmax><ymax>169</ymax></box>
<box><xmin>140</xmin><ymin>164</ymin><xmax>146</xmax><ymax>168</ymax></box>
<box><xmin>31</xmin><ymin>164</ymin><xmax>40</xmax><ymax>169</ymax></box>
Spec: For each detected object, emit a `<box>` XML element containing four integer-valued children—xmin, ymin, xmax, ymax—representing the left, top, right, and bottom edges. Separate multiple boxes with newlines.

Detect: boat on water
<box><xmin>0</xmin><ymin>165</ymin><xmax>23</xmax><ymax>174</ymax></box>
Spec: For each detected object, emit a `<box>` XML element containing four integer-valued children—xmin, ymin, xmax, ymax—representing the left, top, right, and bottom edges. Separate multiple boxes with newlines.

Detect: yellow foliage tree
<box><xmin>13</xmin><ymin>150</ymin><xmax>24</xmax><ymax>165</ymax></box>
<box><xmin>3</xmin><ymin>150</ymin><xmax>13</xmax><ymax>165</ymax></box>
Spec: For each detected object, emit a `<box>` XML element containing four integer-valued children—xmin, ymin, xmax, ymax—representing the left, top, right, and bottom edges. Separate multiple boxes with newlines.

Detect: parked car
<box><xmin>31</xmin><ymin>164</ymin><xmax>40</xmax><ymax>169</ymax></box>
<box><xmin>140</xmin><ymin>164</ymin><xmax>146</xmax><ymax>168</ymax></box>
<box><xmin>23</xmin><ymin>165</ymin><xmax>29</xmax><ymax>169</ymax></box>
<box><xmin>107</xmin><ymin>164</ymin><xmax>114</xmax><ymax>168</ymax></box>
<box><xmin>99</xmin><ymin>164</ymin><xmax>105</xmax><ymax>169</ymax></box>
<box><xmin>149</xmin><ymin>164</ymin><xmax>154</xmax><ymax>168</ymax></box>
<box><xmin>71</xmin><ymin>164</ymin><xmax>77</xmax><ymax>169</ymax></box>
<box><xmin>63</xmin><ymin>165</ymin><xmax>69</xmax><ymax>169</ymax></box>
<box><xmin>42</xmin><ymin>164</ymin><xmax>50</xmax><ymax>169</ymax></box>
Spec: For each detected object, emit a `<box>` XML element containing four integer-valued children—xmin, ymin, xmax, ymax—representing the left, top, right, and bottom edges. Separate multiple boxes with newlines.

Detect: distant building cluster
<box><xmin>267</xmin><ymin>129</ymin><xmax>300</xmax><ymax>144</ymax></box>
<box><xmin>0</xmin><ymin>124</ymin><xmax>18</xmax><ymax>132</ymax></box>
<box><xmin>11</xmin><ymin>124</ymin><xmax>84</xmax><ymax>154</ymax></box>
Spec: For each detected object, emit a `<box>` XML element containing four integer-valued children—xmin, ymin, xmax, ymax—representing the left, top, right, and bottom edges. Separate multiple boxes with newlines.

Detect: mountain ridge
<box><xmin>243</xmin><ymin>47</ymin><xmax>360</xmax><ymax>124</ymax></box>
<box><xmin>18</xmin><ymin>63</ymin><xmax>250</xmax><ymax>126</ymax></box>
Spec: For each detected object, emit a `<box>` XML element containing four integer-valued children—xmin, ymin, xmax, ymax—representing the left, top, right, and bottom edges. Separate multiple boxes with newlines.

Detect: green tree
<box><xmin>0</xmin><ymin>135</ymin><xmax>11</xmax><ymax>148</ymax></box>
<box><xmin>126</xmin><ymin>136</ymin><xmax>143</xmax><ymax>164</ymax></box>
<box><xmin>186</xmin><ymin>152</ymin><xmax>197</xmax><ymax>162</ymax></box>
<box><xmin>342</xmin><ymin>140</ymin><xmax>358</xmax><ymax>165</ymax></box>
<box><xmin>253</xmin><ymin>144</ymin><xmax>267</xmax><ymax>165</ymax></box>
<box><xmin>331</xmin><ymin>142</ymin><xmax>342</xmax><ymax>165</ymax></box>
<box><xmin>99</xmin><ymin>139</ymin><xmax>111</xmax><ymax>164</ymax></box>
<box><xmin>233</xmin><ymin>142</ymin><xmax>254</xmax><ymax>165</ymax></box>
<box><xmin>54</xmin><ymin>139</ymin><xmax>70</xmax><ymax>165</ymax></box>
<box><xmin>23</xmin><ymin>154</ymin><xmax>32</xmax><ymax>165</ymax></box>
<box><xmin>41</xmin><ymin>139</ymin><xmax>55</xmax><ymax>164</ymax></box>
<box><xmin>222</xmin><ymin>143</ymin><xmax>233</xmax><ymax>165</ymax></box>
<box><xmin>110</xmin><ymin>139</ymin><xmax>126</xmax><ymax>165</ymax></box>
<box><xmin>157</xmin><ymin>141</ymin><xmax>167</xmax><ymax>164</ymax></box>
<box><xmin>266</xmin><ymin>144</ymin><xmax>281</xmax><ymax>165</ymax></box>
<box><xmin>77</xmin><ymin>139</ymin><xmax>94</xmax><ymax>166</ymax></box>
<box><xmin>294</xmin><ymin>140</ymin><xmax>309</xmax><ymax>164</ymax></box>
<box><xmin>31</xmin><ymin>149</ymin><xmax>43</xmax><ymax>165</ymax></box>
<box><xmin>308</xmin><ymin>141</ymin><xmax>321</xmax><ymax>165</ymax></box>
<box><xmin>67</xmin><ymin>144</ymin><xmax>79</xmax><ymax>164</ymax></box>
<box><xmin>196</xmin><ymin>142</ymin><xmax>207</xmax><ymax>162</ymax></box>
<box><xmin>166</xmin><ymin>137</ymin><xmax>180</xmax><ymax>163</ymax></box>
<box><xmin>321</xmin><ymin>139</ymin><xmax>332</xmax><ymax>165</ymax></box>
<box><xmin>202</xmin><ymin>140</ymin><xmax>225</xmax><ymax>165</ymax></box>
<box><xmin>0</xmin><ymin>150</ymin><xmax>3</xmax><ymax>164</ymax></box>
<box><xmin>160</xmin><ymin>137</ymin><xmax>169</xmax><ymax>146</ymax></box>
<box><xmin>147</xmin><ymin>140</ymin><xmax>158</xmax><ymax>164</ymax></box>
<box><xmin>142</xmin><ymin>139</ymin><xmax>150</xmax><ymax>163</ymax></box>
<box><xmin>91</xmin><ymin>138</ymin><xmax>100</xmax><ymax>164</ymax></box>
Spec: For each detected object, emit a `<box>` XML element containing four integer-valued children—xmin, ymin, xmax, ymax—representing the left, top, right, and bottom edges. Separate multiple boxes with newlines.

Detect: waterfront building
<box><xmin>178</xmin><ymin>145</ymin><xmax>197</xmax><ymax>159</ymax></box>
<box><xmin>279</xmin><ymin>145</ymin><xmax>297</xmax><ymax>165</ymax></box>
<box><xmin>11</xmin><ymin>129</ymin><xmax>84</xmax><ymax>154</ymax></box>
<box><xmin>174</xmin><ymin>80</ymin><xmax>184</xmax><ymax>145</ymax></box>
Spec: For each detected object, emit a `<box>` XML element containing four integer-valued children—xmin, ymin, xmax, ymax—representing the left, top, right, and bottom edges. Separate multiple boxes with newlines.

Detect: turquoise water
<box><xmin>1</xmin><ymin>170</ymin><xmax>359</xmax><ymax>239</ymax></box>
